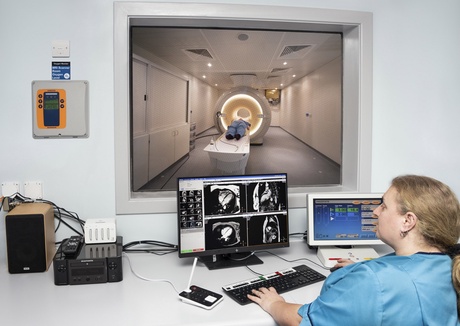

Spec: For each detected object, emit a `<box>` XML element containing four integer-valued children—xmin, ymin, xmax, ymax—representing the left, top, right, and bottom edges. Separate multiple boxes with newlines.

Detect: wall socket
<box><xmin>24</xmin><ymin>181</ymin><xmax>43</xmax><ymax>199</ymax></box>
<box><xmin>1</xmin><ymin>182</ymin><xmax>20</xmax><ymax>196</ymax></box>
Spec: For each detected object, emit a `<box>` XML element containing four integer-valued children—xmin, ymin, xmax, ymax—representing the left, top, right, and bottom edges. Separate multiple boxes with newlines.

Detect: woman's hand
<box><xmin>248</xmin><ymin>287</ymin><xmax>303</xmax><ymax>326</ymax></box>
<box><xmin>335</xmin><ymin>258</ymin><xmax>355</xmax><ymax>267</ymax></box>
<box><xmin>330</xmin><ymin>258</ymin><xmax>355</xmax><ymax>272</ymax></box>
<box><xmin>248</xmin><ymin>287</ymin><xmax>285</xmax><ymax>311</ymax></box>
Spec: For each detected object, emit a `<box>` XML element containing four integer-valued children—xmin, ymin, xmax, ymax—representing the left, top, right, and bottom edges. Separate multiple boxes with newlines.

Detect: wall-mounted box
<box><xmin>32</xmin><ymin>80</ymin><xmax>89</xmax><ymax>138</ymax></box>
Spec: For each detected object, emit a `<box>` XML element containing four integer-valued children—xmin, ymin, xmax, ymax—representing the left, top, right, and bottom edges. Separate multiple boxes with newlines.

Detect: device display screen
<box><xmin>312</xmin><ymin>197</ymin><xmax>382</xmax><ymax>241</ymax></box>
<box><xmin>43</xmin><ymin>92</ymin><xmax>60</xmax><ymax>127</ymax></box>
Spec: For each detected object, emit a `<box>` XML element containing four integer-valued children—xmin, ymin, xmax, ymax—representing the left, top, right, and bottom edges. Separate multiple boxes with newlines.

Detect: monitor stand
<box><xmin>317</xmin><ymin>246</ymin><xmax>379</xmax><ymax>268</ymax></box>
<box><xmin>199</xmin><ymin>253</ymin><xmax>263</xmax><ymax>270</ymax></box>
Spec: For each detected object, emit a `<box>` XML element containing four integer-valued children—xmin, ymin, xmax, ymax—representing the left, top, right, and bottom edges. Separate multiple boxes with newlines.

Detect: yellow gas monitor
<box><xmin>36</xmin><ymin>89</ymin><xmax>66</xmax><ymax>129</ymax></box>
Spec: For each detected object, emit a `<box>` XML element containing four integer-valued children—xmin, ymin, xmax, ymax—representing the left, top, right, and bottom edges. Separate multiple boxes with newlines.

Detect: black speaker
<box><xmin>5</xmin><ymin>203</ymin><xmax>55</xmax><ymax>273</ymax></box>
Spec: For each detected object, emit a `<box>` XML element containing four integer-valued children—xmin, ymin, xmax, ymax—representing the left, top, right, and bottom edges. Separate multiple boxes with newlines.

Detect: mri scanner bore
<box><xmin>214</xmin><ymin>87</ymin><xmax>271</xmax><ymax>145</ymax></box>
<box><xmin>203</xmin><ymin>87</ymin><xmax>272</xmax><ymax>175</ymax></box>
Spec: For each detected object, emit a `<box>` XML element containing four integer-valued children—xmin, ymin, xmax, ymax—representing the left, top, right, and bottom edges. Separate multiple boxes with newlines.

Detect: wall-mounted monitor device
<box><xmin>178</xmin><ymin>173</ymin><xmax>289</xmax><ymax>270</ymax></box>
<box><xmin>307</xmin><ymin>193</ymin><xmax>384</xmax><ymax>267</ymax></box>
<box><xmin>32</xmin><ymin>80</ymin><xmax>89</xmax><ymax>138</ymax></box>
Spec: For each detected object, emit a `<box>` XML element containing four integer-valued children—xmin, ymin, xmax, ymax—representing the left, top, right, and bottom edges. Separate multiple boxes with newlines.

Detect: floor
<box><xmin>139</xmin><ymin>127</ymin><xmax>341</xmax><ymax>191</ymax></box>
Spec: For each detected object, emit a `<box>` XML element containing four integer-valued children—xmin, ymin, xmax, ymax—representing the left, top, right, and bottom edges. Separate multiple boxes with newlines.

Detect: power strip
<box><xmin>84</xmin><ymin>218</ymin><xmax>117</xmax><ymax>244</ymax></box>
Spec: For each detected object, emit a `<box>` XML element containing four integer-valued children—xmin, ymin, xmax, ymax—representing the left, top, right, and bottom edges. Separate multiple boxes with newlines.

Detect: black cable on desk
<box><xmin>123</xmin><ymin>240</ymin><xmax>178</xmax><ymax>255</ymax></box>
<box><xmin>37</xmin><ymin>198</ymin><xmax>85</xmax><ymax>236</ymax></box>
<box><xmin>289</xmin><ymin>231</ymin><xmax>308</xmax><ymax>237</ymax></box>
<box><xmin>245</xmin><ymin>250</ymin><xmax>329</xmax><ymax>276</ymax></box>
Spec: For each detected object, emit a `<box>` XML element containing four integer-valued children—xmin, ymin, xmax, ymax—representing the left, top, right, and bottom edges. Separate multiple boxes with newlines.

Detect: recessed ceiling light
<box><xmin>207</xmin><ymin>63</ymin><xmax>212</xmax><ymax>67</ymax></box>
<box><xmin>238</xmin><ymin>33</ymin><xmax>249</xmax><ymax>41</ymax></box>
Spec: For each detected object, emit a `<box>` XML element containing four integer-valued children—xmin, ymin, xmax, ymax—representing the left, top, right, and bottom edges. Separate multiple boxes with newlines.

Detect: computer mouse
<box><xmin>329</xmin><ymin>266</ymin><xmax>342</xmax><ymax>273</ymax></box>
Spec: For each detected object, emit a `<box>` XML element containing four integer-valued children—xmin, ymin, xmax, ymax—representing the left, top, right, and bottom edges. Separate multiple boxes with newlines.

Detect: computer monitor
<box><xmin>177</xmin><ymin>173</ymin><xmax>289</xmax><ymax>270</ymax></box>
<box><xmin>306</xmin><ymin>193</ymin><xmax>384</xmax><ymax>267</ymax></box>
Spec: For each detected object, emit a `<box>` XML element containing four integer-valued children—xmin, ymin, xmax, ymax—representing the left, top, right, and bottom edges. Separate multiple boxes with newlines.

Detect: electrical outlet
<box><xmin>1</xmin><ymin>182</ymin><xmax>20</xmax><ymax>196</ymax></box>
<box><xmin>24</xmin><ymin>181</ymin><xmax>43</xmax><ymax>199</ymax></box>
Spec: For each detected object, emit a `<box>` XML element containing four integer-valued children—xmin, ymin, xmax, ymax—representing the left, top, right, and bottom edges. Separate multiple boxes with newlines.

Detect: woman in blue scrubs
<box><xmin>248</xmin><ymin>175</ymin><xmax>460</xmax><ymax>326</ymax></box>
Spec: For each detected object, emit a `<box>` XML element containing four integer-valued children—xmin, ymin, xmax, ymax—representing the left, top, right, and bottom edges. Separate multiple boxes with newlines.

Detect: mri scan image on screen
<box><xmin>178</xmin><ymin>173</ymin><xmax>289</xmax><ymax>269</ymax></box>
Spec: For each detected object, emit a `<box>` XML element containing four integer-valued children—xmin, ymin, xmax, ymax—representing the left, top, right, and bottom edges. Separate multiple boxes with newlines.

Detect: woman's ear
<box><xmin>402</xmin><ymin>212</ymin><xmax>417</xmax><ymax>233</ymax></box>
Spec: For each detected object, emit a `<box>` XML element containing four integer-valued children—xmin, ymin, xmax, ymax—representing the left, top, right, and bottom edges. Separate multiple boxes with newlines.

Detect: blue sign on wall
<box><xmin>52</xmin><ymin>62</ymin><xmax>71</xmax><ymax>80</ymax></box>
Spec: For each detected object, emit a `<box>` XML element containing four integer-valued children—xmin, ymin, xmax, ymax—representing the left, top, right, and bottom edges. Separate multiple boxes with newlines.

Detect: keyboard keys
<box><xmin>222</xmin><ymin>265</ymin><xmax>326</xmax><ymax>305</ymax></box>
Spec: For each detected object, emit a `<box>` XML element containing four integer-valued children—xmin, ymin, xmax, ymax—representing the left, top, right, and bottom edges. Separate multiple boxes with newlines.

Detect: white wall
<box><xmin>280</xmin><ymin>57</ymin><xmax>342</xmax><ymax>164</ymax></box>
<box><xmin>1</xmin><ymin>0</ymin><xmax>460</xmax><ymax>265</ymax></box>
<box><xmin>189</xmin><ymin>76</ymin><xmax>219</xmax><ymax>135</ymax></box>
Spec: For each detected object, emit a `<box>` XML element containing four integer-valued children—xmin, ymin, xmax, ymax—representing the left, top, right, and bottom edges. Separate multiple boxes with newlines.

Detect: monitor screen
<box><xmin>307</xmin><ymin>193</ymin><xmax>384</xmax><ymax>247</ymax></box>
<box><xmin>177</xmin><ymin>173</ymin><xmax>289</xmax><ymax>269</ymax></box>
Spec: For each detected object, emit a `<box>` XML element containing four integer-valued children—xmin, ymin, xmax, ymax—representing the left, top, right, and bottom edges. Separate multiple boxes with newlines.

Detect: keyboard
<box><xmin>222</xmin><ymin>264</ymin><xmax>326</xmax><ymax>305</ymax></box>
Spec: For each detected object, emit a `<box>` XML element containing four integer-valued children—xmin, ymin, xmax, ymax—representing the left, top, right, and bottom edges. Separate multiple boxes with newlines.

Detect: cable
<box><xmin>226</xmin><ymin>251</ymin><xmax>256</xmax><ymax>262</ymax></box>
<box><xmin>3</xmin><ymin>193</ymin><xmax>85</xmax><ymax>237</ymax></box>
<box><xmin>244</xmin><ymin>250</ymin><xmax>330</xmax><ymax>276</ymax></box>
<box><xmin>289</xmin><ymin>232</ymin><xmax>307</xmax><ymax>237</ymax></box>
<box><xmin>289</xmin><ymin>231</ymin><xmax>308</xmax><ymax>241</ymax></box>
<box><xmin>123</xmin><ymin>252</ymin><xmax>180</xmax><ymax>293</ymax></box>
<box><xmin>4</xmin><ymin>192</ymin><xmax>34</xmax><ymax>209</ymax></box>
<box><xmin>37</xmin><ymin>198</ymin><xmax>85</xmax><ymax>236</ymax></box>
<box><xmin>216</xmin><ymin>134</ymin><xmax>240</xmax><ymax>152</ymax></box>
<box><xmin>123</xmin><ymin>240</ymin><xmax>178</xmax><ymax>255</ymax></box>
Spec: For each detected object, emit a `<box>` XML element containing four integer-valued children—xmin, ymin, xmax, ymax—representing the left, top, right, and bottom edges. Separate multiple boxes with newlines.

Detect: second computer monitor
<box><xmin>307</xmin><ymin>193</ymin><xmax>384</xmax><ymax>247</ymax></box>
<box><xmin>307</xmin><ymin>193</ymin><xmax>384</xmax><ymax>267</ymax></box>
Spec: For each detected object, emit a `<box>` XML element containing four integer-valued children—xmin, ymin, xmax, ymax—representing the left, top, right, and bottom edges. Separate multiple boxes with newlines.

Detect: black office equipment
<box><xmin>53</xmin><ymin>236</ymin><xmax>123</xmax><ymax>285</ymax></box>
<box><xmin>222</xmin><ymin>264</ymin><xmax>326</xmax><ymax>305</ymax></box>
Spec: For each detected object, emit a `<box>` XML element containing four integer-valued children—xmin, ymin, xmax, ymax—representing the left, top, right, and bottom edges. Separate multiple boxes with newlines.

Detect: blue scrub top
<box><xmin>298</xmin><ymin>253</ymin><xmax>459</xmax><ymax>326</ymax></box>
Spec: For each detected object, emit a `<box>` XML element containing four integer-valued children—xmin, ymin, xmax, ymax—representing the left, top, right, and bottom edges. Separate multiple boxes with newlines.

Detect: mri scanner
<box><xmin>204</xmin><ymin>86</ymin><xmax>272</xmax><ymax>174</ymax></box>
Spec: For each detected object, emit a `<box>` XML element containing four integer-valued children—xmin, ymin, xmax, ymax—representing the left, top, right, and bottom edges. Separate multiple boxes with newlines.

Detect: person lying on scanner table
<box><xmin>225</xmin><ymin>118</ymin><xmax>251</xmax><ymax>140</ymax></box>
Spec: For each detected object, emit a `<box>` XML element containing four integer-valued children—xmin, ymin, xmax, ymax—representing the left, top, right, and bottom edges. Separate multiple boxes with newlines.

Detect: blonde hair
<box><xmin>391</xmin><ymin>175</ymin><xmax>460</xmax><ymax>315</ymax></box>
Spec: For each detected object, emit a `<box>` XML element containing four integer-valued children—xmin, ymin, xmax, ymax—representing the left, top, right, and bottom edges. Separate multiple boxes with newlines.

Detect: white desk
<box><xmin>0</xmin><ymin>240</ymin><xmax>390</xmax><ymax>326</ymax></box>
